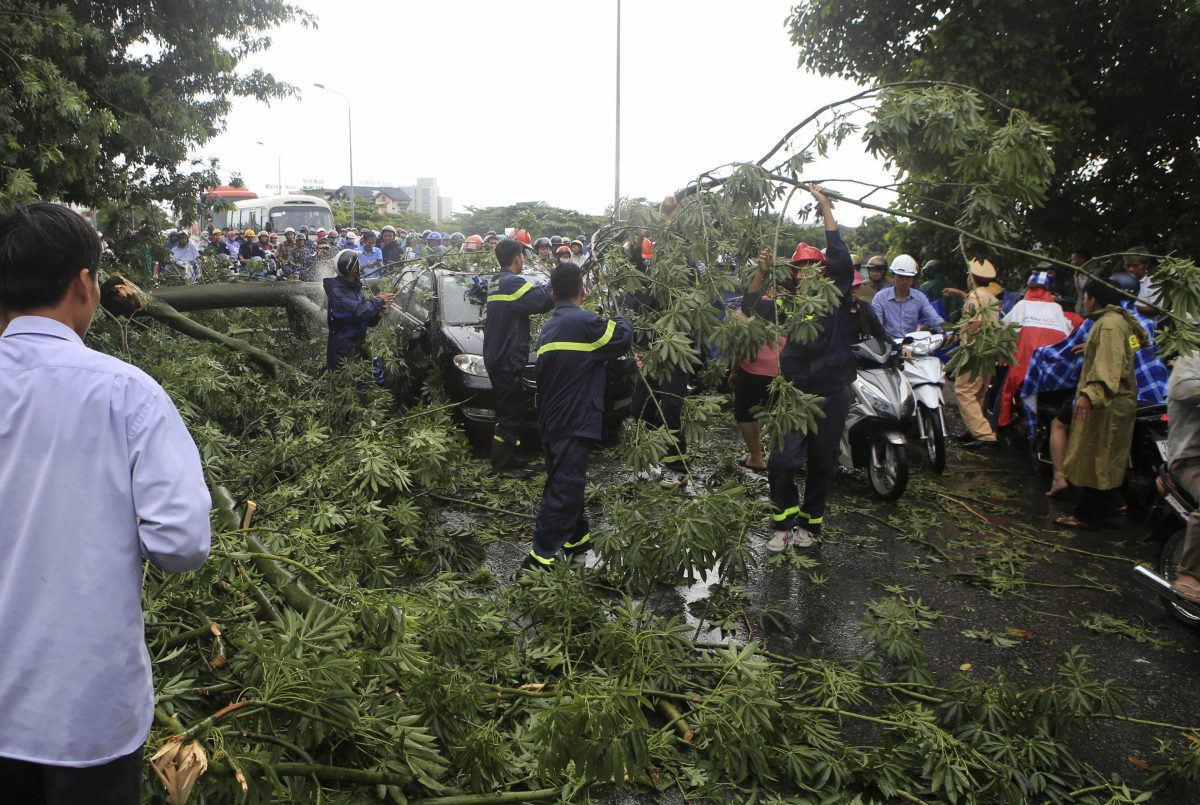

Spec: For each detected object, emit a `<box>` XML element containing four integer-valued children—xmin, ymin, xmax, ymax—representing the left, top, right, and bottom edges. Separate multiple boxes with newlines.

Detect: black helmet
<box><xmin>335</xmin><ymin>248</ymin><xmax>360</xmax><ymax>277</ymax></box>
<box><xmin>450</xmin><ymin>231</ymin><xmax>465</xmax><ymax>246</ymax></box>
<box><xmin>533</xmin><ymin>237</ymin><xmax>551</xmax><ymax>250</ymax></box>
<box><xmin>550</xmin><ymin>235</ymin><xmax>564</xmax><ymax>247</ymax></box>
<box><xmin>1108</xmin><ymin>271</ymin><xmax>1139</xmax><ymax>294</ymax></box>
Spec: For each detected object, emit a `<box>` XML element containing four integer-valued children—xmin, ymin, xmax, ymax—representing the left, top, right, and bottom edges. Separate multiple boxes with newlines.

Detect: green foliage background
<box><xmin>0</xmin><ymin>0</ymin><xmax>311</xmax><ymax>218</ymax></box>
<box><xmin>786</xmin><ymin>0</ymin><xmax>1200</xmax><ymax>262</ymax></box>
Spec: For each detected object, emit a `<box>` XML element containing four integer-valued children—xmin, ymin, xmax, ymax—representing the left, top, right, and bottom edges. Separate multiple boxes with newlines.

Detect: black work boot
<box><xmin>490</xmin><ymin>440</ymin><xmax>528</xmax><ymax>478</ymax></box>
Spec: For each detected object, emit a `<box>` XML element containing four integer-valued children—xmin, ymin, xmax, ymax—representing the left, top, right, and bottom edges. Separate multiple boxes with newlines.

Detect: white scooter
<box><xmin>898</xmin><ymin>331</ymin><xmax>947</xmax><ymax>473</ymax></box>
<box><xmin>841</xmin><ymin>338</ymin><xmax>915</xmax><ymax>501</ymax></box>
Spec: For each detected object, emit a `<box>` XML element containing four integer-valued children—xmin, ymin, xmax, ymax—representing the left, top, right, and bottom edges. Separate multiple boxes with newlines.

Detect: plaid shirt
<box><xmin>1020</xmin><ymin>302</ymin><xmax>1168</xmax><ymax>437</ymax></box>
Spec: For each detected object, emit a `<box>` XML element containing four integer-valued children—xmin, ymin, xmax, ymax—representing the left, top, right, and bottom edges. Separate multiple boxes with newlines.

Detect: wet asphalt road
<box><xmin>473</xmin><ymin>401</ymin><xmax>1200</xmax><ymax>804</ymax></box>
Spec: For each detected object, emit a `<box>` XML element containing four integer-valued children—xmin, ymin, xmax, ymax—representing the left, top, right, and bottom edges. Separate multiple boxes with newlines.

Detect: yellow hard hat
<box><xmin>244</xmin><ymin>228</ymin><xmax>255</xmax><ymax>237</ymax></box>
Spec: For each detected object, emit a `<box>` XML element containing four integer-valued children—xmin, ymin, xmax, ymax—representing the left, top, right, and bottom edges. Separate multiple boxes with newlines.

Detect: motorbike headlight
<box><xmin>858</xmin><ymin>380</ymin><xmax>896</xmax><ymax>418</ymax></box>
<box><xmin>453</xmin><ymin>353</ymin><xmax>489</xmax><ymax>377</ymax></box>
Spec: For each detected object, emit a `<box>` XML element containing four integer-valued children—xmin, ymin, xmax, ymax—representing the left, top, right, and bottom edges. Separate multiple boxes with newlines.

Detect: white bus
<box><xmin>212</xmin><ymin>194</ymin><xmax>335</xmax><ymax>235</ymax></box>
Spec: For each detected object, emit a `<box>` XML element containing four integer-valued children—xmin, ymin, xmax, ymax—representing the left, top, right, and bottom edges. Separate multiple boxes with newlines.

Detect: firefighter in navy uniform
<box><xmin>523</xmin><ymin>264</ymin><xmax>634</xmax><ymax>570</ymax></box>
<box><xmin>483</xmin><ymin>239</ymin><xmax>554</xmax><ymax>473</ymax></box>
<box><xmin>739</xmin><ymin>186</ymin><xmax>853</xmax><ymax>553</ymax></box>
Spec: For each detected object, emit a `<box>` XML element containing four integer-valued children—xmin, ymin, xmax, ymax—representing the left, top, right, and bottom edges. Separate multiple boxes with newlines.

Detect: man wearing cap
<box><xmin>952</xmin><ymin>259</ymin><xmax>1005</xmax><ymax>448</ymax></box>
<box><xmin>870</xmin><ymin>255</ymin><xmax>944</xmax><ymax>341</ymax></box>
<box><xmin>295</xmin><ymin>226</ymin><xmax>313</xmax><ymax>254</ymax></box>
<box><xmin>222</xmin><ymin>229</ymin><xmax>241</xmax><ymax>258</ymax></box>
<box><xmin>379</xmin><ymin>225</ymin><xmax>404</xmax><ymax>265</ymax></box>
<box><xmin>275</xmin><ymin>228</ymin><xmax>302</xmax><ymax>277</ymax></box>
<box><xmin>857</xmin><ymin>254</ymin><xmax>892</xmax><ymax>304</ymax></box>
<box><xmin>202</xmin><ymin>228</ymin><xmax>225</xmax><ymax>257</ymax></box>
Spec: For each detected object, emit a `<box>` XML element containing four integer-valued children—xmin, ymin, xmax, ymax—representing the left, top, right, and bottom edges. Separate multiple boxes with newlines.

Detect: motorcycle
<box><xmin>898</xmin><ymin>331</ymin><xmax>947</xmax><ymax>473</ymax></box>
<box><xmin>1132</xmin><ymin>467</ymin><xmax>1200</xmax><ymax>626</ymax></box>
<box><xmin>841</xmin><ymin>338</ymin><xmax>915</xmax><ymax>501</ymax></box>
<box><xmin>1027</xmin><ymin>396</ymin><xmax>1168</xmax><ymax>509</ymax></box>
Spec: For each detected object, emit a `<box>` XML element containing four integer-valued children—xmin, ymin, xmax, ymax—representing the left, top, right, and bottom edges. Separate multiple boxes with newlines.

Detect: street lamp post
<box><xmin>614</xmin><ymin>0</ymin><xmax>622</xmax><ymax>222</ymax></box>
<box><xmin>255</xmin><ymin>140</ymin><xmax>281</xmax><ymax>195</ymax></box>
<box><xmin>313</xmin><ymin>82</ymin><xmax>355</xmax><ymax>229</ymax></box>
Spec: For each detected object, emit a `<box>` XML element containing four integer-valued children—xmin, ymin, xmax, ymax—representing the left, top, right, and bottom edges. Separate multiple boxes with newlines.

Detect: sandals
<box><xmin>1054</xmin><ymin>514</ymin><xmax>1093</xmax><ymax>529</ymax></box>
<box><xmin>1174</xmin><ymin>574</ymin><xmax>1200</xmax><ymax>604</ymax></box>
<box><xmin>738</xmin><ymin>457</ymin><xmax>767</xmax><ymax>475</ymax></box>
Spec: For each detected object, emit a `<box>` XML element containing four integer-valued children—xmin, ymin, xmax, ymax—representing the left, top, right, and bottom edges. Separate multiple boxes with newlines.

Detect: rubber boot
<box><xmin>490</xmin><ymin>440</ymin><xmax>528</xmax><ymax>479</ymax></box>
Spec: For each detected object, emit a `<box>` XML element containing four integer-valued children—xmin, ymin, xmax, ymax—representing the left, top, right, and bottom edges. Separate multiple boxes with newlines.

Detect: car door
<box><xmin>390</xmin><ymin>268</ymin><xmax>424</xmax><ymax>350</ymax></box>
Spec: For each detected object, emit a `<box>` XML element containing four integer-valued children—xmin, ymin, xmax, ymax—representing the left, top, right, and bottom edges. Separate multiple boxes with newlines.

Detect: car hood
<box><xmin>445</xmin><ymin>324</ymin><xmax>535</xmax><ymax>362</ymax></box>
<box><xmin>444</xmin><ymin>324</ymin><xmax>485</xmax><ymax>355</ymax></box>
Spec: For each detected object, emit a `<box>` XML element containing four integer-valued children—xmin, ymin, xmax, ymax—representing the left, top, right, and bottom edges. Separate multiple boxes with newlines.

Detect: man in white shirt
<box><xmin>1123</xmin><ymin>246</ymin><xmax>1159</xmax><ymax>316</ymax></box>
<box><xmin>0</xmin><ymin>203</ymin><xmax>211</xmax><ymax>803</ymax></box>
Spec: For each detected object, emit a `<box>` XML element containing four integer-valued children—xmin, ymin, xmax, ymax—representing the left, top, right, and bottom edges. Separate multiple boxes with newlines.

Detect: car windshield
<box><xmin>439</xmin><ymin>270</ymin><xmax>549</xmax><ymax>326</ymax></box>
<box><xmin>439</xmin><ymin>273</ymin><xmax>487</xmax><ymax>325</ymax></box>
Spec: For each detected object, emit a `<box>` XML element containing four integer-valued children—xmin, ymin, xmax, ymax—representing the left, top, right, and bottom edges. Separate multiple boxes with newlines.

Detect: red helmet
<box><xmin>463</xmin><ymin>234</ymin><xmax>484</xmax><ymax>252</ymax></box>
<box><xmin>642</xmin><ymin>237</ymin><xmax>653</xmax><ymax>261</ymax></box>
<box><xmin>789</xmin><ymin>242</ymin><xmax>826</xmax><ymax>265</ymax></box>
<box><xmin>513</xmin><ymin>229</ymin><xmax>532</xmax><ymax>247</ymax></box>
<box><xmin>555</xmin><ymin>245</ymin><xmax>572</xmax><ymax>256</ymax></box>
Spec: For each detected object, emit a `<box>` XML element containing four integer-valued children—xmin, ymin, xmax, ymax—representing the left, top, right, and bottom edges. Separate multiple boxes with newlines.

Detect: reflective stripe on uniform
<box><xmin>563</xmin><ymin>532</ymin><xmax>591</xmax><ymax>550</ymax></box>
<box><xmin>528</xmin><ymin>550</ymin><xmax>555</xmax><ymax>566</ymax></box>
<box><xmin>772</xmin><ymin>505</ymin><xmax>800</xmax><ymax>523</ymax></box>
<box><xmin>796</xmin><ymin>509</ymin><xmax>823</xmax><ymax>525</ymax></box>
<box><xmin>537</xmin><ymin>319</ymin><xmax>617</xmax><ymax>355</ymax></box>
<box><xmin>488</xmin><ymin>280</ymin><xmax>534</xmax><ymax>303</ymax></box>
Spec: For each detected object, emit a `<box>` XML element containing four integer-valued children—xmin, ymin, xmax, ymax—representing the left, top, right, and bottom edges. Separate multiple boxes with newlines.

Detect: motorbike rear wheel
<box><xmin>918</xmin><ymin>403</ymin><xmax>946</xmax><ymax>474</ymax></box>
<box><xmin>1156</xmin><ymin>528</ymin><xmax>1200</xmax><ymax>627</ymax></box>
<box><xmin>868</xmin><ymin>437</ymin><xmax>908</xmax><ymax>501</ymax></box>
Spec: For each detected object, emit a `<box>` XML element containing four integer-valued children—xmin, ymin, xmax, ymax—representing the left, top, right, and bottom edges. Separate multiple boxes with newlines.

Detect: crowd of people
<box><xmin>163</xmin><ymin>224</ymin><xmax>595</xmax><ymax>283</ymax></box>
<box><xmin>169</xmin><ymin>199</ymin><xmax>1186</xmax><ymax>570</ymax></box>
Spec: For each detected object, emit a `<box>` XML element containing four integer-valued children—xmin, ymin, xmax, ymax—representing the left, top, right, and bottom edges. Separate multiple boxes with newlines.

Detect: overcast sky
<box><xmin>200</xmin><ymin>0</ymin><xmax>894</xmax><ymax>222</ymax></box>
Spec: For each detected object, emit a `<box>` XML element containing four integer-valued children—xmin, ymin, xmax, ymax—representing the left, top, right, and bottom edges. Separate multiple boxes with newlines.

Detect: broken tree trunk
<box><xmin>152</xmin><ymin>281</ymin><xmax>326</xmax><ymax>312</ymax></box>
<box><xmin>100</xmin><ymin>275</ymin><xmax>298</xmax><ymax>378</ymax></box>
<box><xmin>151</xmin><ymin>281</ymin><xmax>329</xmax><ymax>337</ymax></box>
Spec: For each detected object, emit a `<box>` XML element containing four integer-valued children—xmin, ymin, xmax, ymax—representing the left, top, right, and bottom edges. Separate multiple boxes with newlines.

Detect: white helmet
<box><xmin>889</xmin><ymin>254</ymin><xmax>919</xmax><ymax>277</ymax></box>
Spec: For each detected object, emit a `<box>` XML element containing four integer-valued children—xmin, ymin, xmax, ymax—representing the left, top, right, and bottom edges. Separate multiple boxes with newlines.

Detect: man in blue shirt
<box><xmin>870</xmin><ymin>254</ymin><xmax>945</xmax><ymax>340</ymax></box>
<box><xmin>0</xmin><ymin>203</ymin><xmax>211</xmax><ymax>803</ymax></box>
<box><xmin>356</xmin><ymin>230</ymin><xmax>384</xmax><ymax>278</ymax></box>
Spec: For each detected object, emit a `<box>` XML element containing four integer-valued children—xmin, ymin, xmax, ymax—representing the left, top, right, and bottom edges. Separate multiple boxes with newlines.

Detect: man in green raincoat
<box><xmin>1056</xmin><ymin>278</ymin><xmax>1148</xmax><ymax>527</ymax></box>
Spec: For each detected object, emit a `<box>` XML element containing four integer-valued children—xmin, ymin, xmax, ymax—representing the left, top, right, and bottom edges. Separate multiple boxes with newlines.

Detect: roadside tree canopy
<box><xmin>0</xmin><ymin>1</ymin><xmax>311</xmax><ymax>217</ymax></box>
<box><xmin>786</xmin><ymin>0</ymin><xmax>1200</xmax><ymax>259</ymax></box>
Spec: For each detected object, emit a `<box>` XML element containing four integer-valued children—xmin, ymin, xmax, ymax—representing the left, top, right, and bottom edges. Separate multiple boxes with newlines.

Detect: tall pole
<box><xmin>255</xmin><ymin>141</ymin><xmax>281</xmax><ymax>195</ymax></box>
<box><xmin>314</xmin><ymin>83</ymin><xmax>355</xmax><ymax>229</ymax></box>
<box><xmin>614</xmin><ymin>0</ymin><xmax>622</xmax><ymax>222</ymax></box>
